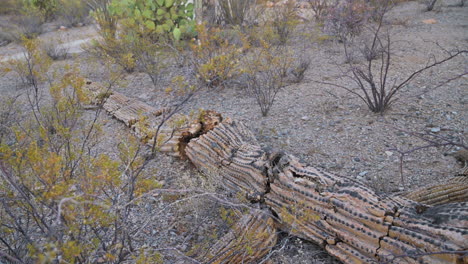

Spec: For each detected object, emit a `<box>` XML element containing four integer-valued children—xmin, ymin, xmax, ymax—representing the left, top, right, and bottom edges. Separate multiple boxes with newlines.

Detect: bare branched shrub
<box><xmin>389</xmin><ymin>128</ymin><xmax>467</xmax><ymax>184</ymax></box>
<box><xmin>245</xmin><ymin>44</ymin><xmax>292</xmax><ymax>116</ymax></box>
<box><xmin>425</xmin><ymin>0</ymin><xmax>438</xmax><ymax>11</ymax></box>
<box><xmin>43</xmin><ymin>38</ymin><xmax>70</xmax><ymax>60</ymax></box>
<box><xmin>11</xmin><ymin>12</ymin><xmax>45</xmax><ymax>40</ymax></box>
<box><xmin>217</xmin><ymin>0</ymin><xmax>258</xmax><ymax>26</ymax></box>
<box><xmin>57</xmin><ymin>0</ymin><xmax>91</xmax><ymax>27</ymax></box>
<box><xmin>308</xmin><ymin>0</ymin><xmax>331</xmax><ymax>21</ymax></box>
<box><xmin>290</xmin><ymin>55</ymin><xmax>311</xmax><ymax>83</ymax></box>
<box><xmin>324</xmin><ymin>0</ymin><xmax>371</xmax><ymax>42</ymax></box>
<box><xmin>321</xmin><ymin>3</ymin><xmax>468</xmax><ymax>113</ymax></box>
<box><xmin>270</xmin><ymin>2</ymin><xmax>299</xmax><ymax>45</ymax></box>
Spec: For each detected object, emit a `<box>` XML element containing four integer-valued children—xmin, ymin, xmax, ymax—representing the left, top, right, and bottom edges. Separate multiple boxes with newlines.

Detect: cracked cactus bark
<box><xmin>95</xmin><ymin>91</ymin><xmax>468</xmax><ymax>264</ymax></box>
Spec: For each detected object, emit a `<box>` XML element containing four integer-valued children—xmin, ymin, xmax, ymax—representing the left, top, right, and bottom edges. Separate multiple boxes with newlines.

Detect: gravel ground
<box><xmin>0</xmin><ymin>1</ymin><xmax>466</xmax><ymax>263</ymax></box>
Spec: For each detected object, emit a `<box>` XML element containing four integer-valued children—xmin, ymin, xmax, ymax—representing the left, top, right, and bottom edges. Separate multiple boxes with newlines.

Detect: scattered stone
<box><xmin>385</xmin><ymin>151</ymin><xmax>394</xmax><ymax>157</ymax></box>
<box><xmin>353</xmin><ymin>157</ymin><xmax>361</xmax><ymax>162</ymax></box>
<box><xmin>430</xmin><ymin>127</ymin><xmax>441</xmax><ymax>133</ymax></box>
<box><xmin>301</xmin><ymin>116</ymin><xmax>310</xmax><ymax>121</ymax></box>
<box><xmin>359</xmin><ymin>171</ymin><xmax>368</xmax><ymax>177</ymax></box>
<box><xmin>422</xmin><ymin>19</ymin><xmax>437</xmax><ymax>24</ymax></box>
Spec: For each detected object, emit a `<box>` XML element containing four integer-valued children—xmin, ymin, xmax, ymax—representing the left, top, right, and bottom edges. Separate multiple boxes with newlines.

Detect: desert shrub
<box><xmin>290</xmin><ymin>55</ymin><xmax>311</xmax><ymax>83</ymax></box>
<box><xmin>89</xmin><ymin>0</ymin><xmax>118</xmax><ymax>39</ymax></box>
<box><xmin>57</xmin><ymin>0</ymin><xmax>91</xmax><ymax>27</ymax></box>
<box><xmin>29</xmin><ymin>0</ymin><xmax>58</xmax><ymax>21</ymax></box>
<box><xmin>87</xmin><ymin>35</ymin><xmax>138</xmax><ymax>73</ymax></box>
<box><xmin>324</xmin><ymin>0</ymin><xmax>371</xmax><ymax>42</ymax></box>
<box><xmin>217</xmin><ymin>0</ymin><xmax>258</xmax><ymax>26</ymax></box>
<box><xmin>131</xmin><ymin>35</ymin><xmax>171</xmax><ymax>88</ymax></box>
<box><xmin>6</xmin><ymin>37</ymin><xmax>52</xmax><ymax>88</ymax></box>
<box><xmin>270</xmin><ymin>2</ymin><xmax>299</xmax><ymax>45</ymax></box>
<box><xmin>190</xmin><ymin>24</ymin><xmax>244</xmax><ymax>88</ymax></box>
<box><xmin>11</xmin><ymin>10</ymin><xmax>45</xmax><ymax>40</ymax></box>
<box><xmin>0</xmin><ymin>0</ymin><xmax>20</xmax><ymax>15</ymax></box>
<box><xmin>322</xmin><ymin>3</ymin><xmax>468</xmax><ymax>113</ymax></box>
<box><xmin>244</xmin><ymin>42</ymin><xmax>292</xmax><ymax>116</ymax></box>
<box><xmin>308</xmin><ymin>0</ymin><xmax>331</xmax><ymax>21</ymax></box>
<box><xmin>0</xmin><ymin>69</ymin><xmax>169</xmax><ymax>263</ymax></box>
<box><xmin>0</xmin><ymin>31</ymin><xmax>15</xmax><ymax>47</ymax></box>
<box><xmin>43</xmin><ymin>37</ymin><xmax>69</xmax><ymax>60</ymax></box>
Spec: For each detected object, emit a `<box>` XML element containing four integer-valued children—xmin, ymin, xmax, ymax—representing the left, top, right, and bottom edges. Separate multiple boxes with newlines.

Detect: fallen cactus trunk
<box><xmin>91</xmin><ymin>89</ymin><xmax>467</xmax><ymax>264</ymax></box>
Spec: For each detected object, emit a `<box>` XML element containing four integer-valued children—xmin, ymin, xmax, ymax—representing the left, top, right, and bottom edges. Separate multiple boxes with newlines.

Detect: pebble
<box><xmin>385</xmin><ymin>151</ymin><xmax>394</xmax><ymax>157</ymax></box>
<box><xmin>301</xmin><ymin>116</ymin><xmax>310</xmax><ymax>121</ymax></box>
<box><xmin>359</xmin><ymin>171</ymin><xmax>368</xmax><ymax>177</ymax></box>
<box><xmin>353</xmin><ymin>157</ymin><xmax>361</xmax><ymax>162</ymax></box>
<box><xmin>430</xmin><ymin>127</ymin><xmax>441</xmax><ymax>133</ymax></box>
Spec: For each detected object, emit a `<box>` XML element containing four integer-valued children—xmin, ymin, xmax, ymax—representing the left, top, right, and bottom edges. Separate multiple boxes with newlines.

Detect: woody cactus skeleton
<box><xmin>89</xmin><ymin>83</ymin><xmax>467</xmax><ymax>263</ymax></box>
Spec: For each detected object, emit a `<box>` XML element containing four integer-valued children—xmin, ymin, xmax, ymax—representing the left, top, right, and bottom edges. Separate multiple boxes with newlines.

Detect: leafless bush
<box><xmin>0</xmin><ymin>31</ymin><xmax>14</xmax><ymax>47</ymax></box>
<box><xmin>290</xmin><ymin>56</ymin><xmax>311</xmax><ymax>83</ymax></box>
<box><xmin>389</xmin><ymin>127</ymin><xmax>467</xmax><ymax>184</ymax></box>
<box><xmin>320</xmin><ymin>3</ymin><xmax>468</xmax><ymax>113</ymax></box>
<box><xmin>245</xmin><ymin>45</ymin><xmax>291</xmax><ymax>116</ymax></box>
<box><xmin>217</xmin><ymin>0</ymin><xmax>257</xmax><ymax>26</ymax></box>
<box><xmin>324</xmin><ymin>0</ymin><xmax>371</xmax><ymax>42</ymax></box>
<box><xmin>43</xmin><ymin>38</ymin><xmax>69</xmax><ymax>60</ymax></box>
<box><xmin>359</xmin><ymin>33</ymin><xmax>386</xmax><ymax>61</ymax></box>
<box><xmin>424</xmin><ymin>0</ymin><xmax>438</xmax><ymax>11</ymax></box>
<box><xmin>11</xmin><ymin>13</ymin><xmax>44</xmax><ymax>40</ymax></box>
<box><xmin>308</xmin><ymin>0</ymin><xmax>331</xmax><ymax>21</ymax></box>
<box><xmin>57</xmin><ymin>0</ymin><xmax>91</xmax><ymax>27</ymax></box>
<box><xmin>271</xmin><ymin>2</ymin><xmax>298</xmax><ymax>45</ymax></box>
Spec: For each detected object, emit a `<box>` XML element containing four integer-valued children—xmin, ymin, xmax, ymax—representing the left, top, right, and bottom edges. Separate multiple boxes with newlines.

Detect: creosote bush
<box><xmin>6</xmin><ymin>37</ymin><xmax>52</xmax><ymax>87</ymax></box>
<box><xmin>190</xmin><ymin>24</ymin><xmax>245</xmax><ymax>88</ymax></box>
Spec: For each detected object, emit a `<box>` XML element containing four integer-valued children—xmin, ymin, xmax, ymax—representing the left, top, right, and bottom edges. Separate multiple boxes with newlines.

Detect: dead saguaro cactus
<box><xmin>96</xmin><ymin>91</ymin><xmax>468</xmax><ymax>264</ymax></box>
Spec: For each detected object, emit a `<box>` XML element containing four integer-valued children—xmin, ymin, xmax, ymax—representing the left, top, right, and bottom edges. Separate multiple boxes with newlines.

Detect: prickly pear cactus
<box><xmin>109</xmin><ymin>0</ymin><xmax>194</xmax><ymax>40</ymax></box>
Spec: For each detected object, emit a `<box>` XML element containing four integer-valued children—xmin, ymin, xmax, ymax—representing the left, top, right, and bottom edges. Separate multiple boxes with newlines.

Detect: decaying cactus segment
<box><xmin>404</xmin><ymin>176</ymin><xmax>468</xmax><ymax>206</ymax></box>
<box><xmin>197</xmin><ymin>209</ymin><xmax>278</xmax><ymax>264</ymax></box>
<box><xmin>185</xmin><ymin>118</ymin><xmax>467</xmax><ymax>264</ymax></box>
<box><xmin>91</xmin><ymin>90</ymin><xmax>468</xmax><ymax>264</ymax></box>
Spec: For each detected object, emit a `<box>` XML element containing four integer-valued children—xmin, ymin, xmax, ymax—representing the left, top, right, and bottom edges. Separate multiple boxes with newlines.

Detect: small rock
<box><xmin>430</xmin><ymin>127</ymin><xmax>441</xmax><ymax>133</ymax></box>
<box><xmin>385</xmin><ymin>151</ymin><xmax>393</xmax><ymax>157</ymax></box>
<box><xmin>359</xmin><ymin>171</ymin><xmax>368</xmax><ymax>177</ymax></box>
<box><xmin>301</xmin><ymin>116</ymin><xmax>310</xmax><ymax>121</ymax></box>
<box><xmin>398</xmin><ymin>187</ymin><xmax>405</xmax><ymax>191</ymax></box>
<box><xmin>353</xmin><ymin>157</ymin><xmax>361</xmax><ymax>162</ymax></box>
<box><xmin>422</xmin><ymin>19</ymin><xmax>437</xmax><ymax>24</ymax></box>
<box><xmin>59</xmin><ymin>26</ymin><xmax>67</xmax><ymax>31</ymax></box>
